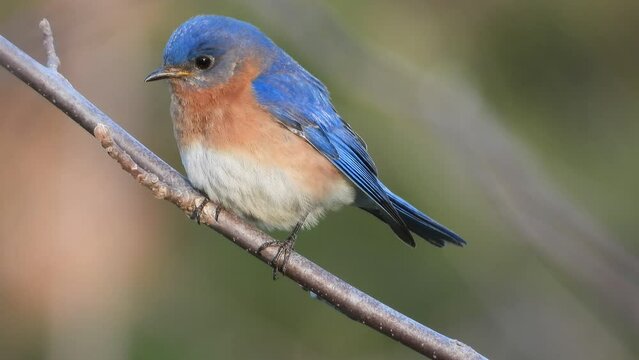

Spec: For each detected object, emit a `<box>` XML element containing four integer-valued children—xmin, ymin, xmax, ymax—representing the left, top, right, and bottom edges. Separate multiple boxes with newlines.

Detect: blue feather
<box><xmin>253</xmin><ymin>57</ymin><xmax>415</xmax><ymax>244</ymax></box>
<box><xmin>251</xmin><ymin>35</ymin><xmax>463</xmax><ymax>247</ymax></box>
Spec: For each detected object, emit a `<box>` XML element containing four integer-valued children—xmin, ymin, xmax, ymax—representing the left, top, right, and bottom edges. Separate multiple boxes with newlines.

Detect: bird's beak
<box><xmin>144</xmin><ymin>66</ymin><xmax>191</xmax><ymax>82</ymax></box>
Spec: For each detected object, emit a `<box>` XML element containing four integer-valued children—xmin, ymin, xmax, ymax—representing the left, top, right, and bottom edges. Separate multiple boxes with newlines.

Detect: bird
<box><xmin>145</xmin><ymin>15</ymin><xmax>465</xmax><ymax>274</ymax></box>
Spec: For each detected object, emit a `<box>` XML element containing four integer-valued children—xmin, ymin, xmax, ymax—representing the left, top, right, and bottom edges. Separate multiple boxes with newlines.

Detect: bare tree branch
<box><xmin>0</xmin><ymin>22</ymin><xmax>487</xmax><ymax>360</ymax></box>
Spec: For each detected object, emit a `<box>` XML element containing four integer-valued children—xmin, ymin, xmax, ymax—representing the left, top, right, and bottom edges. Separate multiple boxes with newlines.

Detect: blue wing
<box><xmin>252</xmin><ymin>61</ymin><xmax>415</xmax><ymax>245</ymax></box>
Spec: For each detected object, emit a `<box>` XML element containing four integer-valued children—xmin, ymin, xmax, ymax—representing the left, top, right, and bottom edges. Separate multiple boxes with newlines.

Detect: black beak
<box><xmin>144</xmin><ymin>66</ymin><xmax>191</xmax><ymax>82</ymax></box>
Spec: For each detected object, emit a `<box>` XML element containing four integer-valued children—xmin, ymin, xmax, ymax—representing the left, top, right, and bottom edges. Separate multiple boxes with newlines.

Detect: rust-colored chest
<box><xmin>167</xmin><ymin>63</ymin><xmax>347</xmax><ymax>200</ymax></box>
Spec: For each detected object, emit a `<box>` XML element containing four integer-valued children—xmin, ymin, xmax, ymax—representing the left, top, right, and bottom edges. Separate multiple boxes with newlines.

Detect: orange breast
<box><xmin>169</xmin><ymin>61</ymin><xmax>347</xmax><ymax>201</ymax></box>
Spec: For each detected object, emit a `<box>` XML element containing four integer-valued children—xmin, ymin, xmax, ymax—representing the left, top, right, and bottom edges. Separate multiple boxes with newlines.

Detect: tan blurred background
<box><xmin>1</xmin><ymin>1</ymin><xmax>637</xmax><ymax>359</ymax></box>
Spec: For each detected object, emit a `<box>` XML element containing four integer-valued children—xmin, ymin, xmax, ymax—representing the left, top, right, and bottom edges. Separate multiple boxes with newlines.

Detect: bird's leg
<box><xmin>280</xmin><ymin>221</ymin><xmax>304</xmax><ymax>273</ymax></box>
<box><xmin>257</xmin><ymin>215</ymin><xmax>307</xmax><ymax>280</ymax></box>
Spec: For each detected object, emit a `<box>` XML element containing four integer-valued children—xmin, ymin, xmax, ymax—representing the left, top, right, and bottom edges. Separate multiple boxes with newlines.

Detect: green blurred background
<box><xmin>1</xmin><ymin>0</ymin><xmax>637</xmax><ymax>359</ymax></box>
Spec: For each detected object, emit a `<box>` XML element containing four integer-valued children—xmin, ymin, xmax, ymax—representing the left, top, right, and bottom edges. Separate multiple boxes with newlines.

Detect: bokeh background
<box><xmin>1</xmin><ymin>0</ymin><xmax>638</xmax><ymax>359</ymax></box>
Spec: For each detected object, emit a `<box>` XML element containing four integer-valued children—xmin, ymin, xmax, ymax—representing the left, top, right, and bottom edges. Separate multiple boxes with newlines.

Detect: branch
<box><xmin>0</xmin><ymin>21</ymin><xmax>486</xmax><ymax>360</ymax></box>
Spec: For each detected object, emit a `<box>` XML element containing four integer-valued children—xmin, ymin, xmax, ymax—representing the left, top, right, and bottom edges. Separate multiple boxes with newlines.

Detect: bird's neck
<box><xmin>168</xmin><ymin>60</ymin><xmax>264</xmax><ymax>151</ymax></box>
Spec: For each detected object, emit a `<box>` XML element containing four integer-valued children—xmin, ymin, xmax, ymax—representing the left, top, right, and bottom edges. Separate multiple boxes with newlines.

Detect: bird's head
<box><xmin>145</xmin><ymin>15</ymin><xmax>278</xmax><ymax>88</ymax></box>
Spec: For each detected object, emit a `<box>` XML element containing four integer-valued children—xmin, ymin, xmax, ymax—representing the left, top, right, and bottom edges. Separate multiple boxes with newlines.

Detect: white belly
<box><xmin>179</xmin><ymin>142</ymin><xmax>355</xmax><ymax>231</ymax></box>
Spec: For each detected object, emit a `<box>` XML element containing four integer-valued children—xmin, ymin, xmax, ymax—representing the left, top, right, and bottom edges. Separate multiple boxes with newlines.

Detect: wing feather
<box><xmin>252</xmin><ymin>65</ymin><xmax>412</xmax><ymax>243</ymax></box>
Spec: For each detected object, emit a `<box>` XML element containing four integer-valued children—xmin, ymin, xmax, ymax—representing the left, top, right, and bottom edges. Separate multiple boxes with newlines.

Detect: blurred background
<box><xmin>1</xmin><ymin>0</ymin><xmax>638</xmax><ymax>359</ymax></box>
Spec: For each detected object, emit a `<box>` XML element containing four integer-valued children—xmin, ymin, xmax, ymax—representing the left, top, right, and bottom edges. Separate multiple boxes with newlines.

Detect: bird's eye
<box><xmin>195</xmin><ymin>56</ymin><xmax>213</xmax><ymax>70</ymax></box>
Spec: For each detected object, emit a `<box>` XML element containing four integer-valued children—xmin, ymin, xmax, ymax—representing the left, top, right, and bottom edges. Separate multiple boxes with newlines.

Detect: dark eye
<box><xmin>194</xmin><ymin>55</ymin><xmax>213</xmax><ymax>70</ymax></box>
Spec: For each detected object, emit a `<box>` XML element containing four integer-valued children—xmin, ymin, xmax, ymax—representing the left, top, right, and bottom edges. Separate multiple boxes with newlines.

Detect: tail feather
<box><xmin>389</xmin><ymin>190</ymin><xmax>466</xmax><ymax>247</ymax></box>
<box><xmin>359</xmin><ymin>185</ymin><xmax>466</xmax><ymax>247</ymax></box>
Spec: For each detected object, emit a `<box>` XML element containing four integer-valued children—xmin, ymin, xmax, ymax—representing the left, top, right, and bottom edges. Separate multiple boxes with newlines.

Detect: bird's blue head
<box><xmin>145</xmin><ymin>15</ymin><xmax>280</xmax><ymax>87</ymax></box>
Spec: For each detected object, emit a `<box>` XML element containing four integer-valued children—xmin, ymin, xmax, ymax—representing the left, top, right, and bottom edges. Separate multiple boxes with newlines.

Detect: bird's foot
<box><xmin>214</xmin><ymin>204</ymin><xmax>223</xmax><ymax>221</ymax></box>
<box><xmin>190</xmin><ymin>197</ymin><xmax>211</xmax><ymax>225</ymax></box>
<box><xmin>257</xmin><ymin>234</ymin><xmax>297</xmax><ymax>280</ymax></box>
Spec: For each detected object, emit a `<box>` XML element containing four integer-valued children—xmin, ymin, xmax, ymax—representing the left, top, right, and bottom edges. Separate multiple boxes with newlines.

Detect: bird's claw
<box><xmin>257</xmin><ymin>235</ymin><xmax>297</xmax><ymax>280</ymax></box>
<box><xmin>191</xmin><ymin>197</ymin><xmax>210</xmax><ymax>225</ymax></box>
<box><xmin>214</xmin><ymin>204</ymin><xmax>223</xmax><ymax>221</ymax></box>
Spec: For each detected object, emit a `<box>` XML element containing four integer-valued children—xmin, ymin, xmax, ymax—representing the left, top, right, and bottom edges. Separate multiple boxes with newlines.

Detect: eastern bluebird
<box><xmin>145</xmin><ymin>15</ymin><xmax>465</xmax><ymax>270</ymax></box>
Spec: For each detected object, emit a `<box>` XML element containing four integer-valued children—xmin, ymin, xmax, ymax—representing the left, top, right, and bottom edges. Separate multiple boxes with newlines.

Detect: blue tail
<box><xmin>387</xmin><ymin>188</ymin><xmax>466</xmax><ymax>247</ymax></box>
<box><xmin>359</xmin><ymin>185</ymin><xmax>466</xmax><ymax>248</ymax></box>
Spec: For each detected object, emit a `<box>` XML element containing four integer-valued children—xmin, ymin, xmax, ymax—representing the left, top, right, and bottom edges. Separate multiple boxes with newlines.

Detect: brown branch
<box><xmin>0</xmin><ymin>21</ymin><xmax>487</xmax><ymax>360</ymax></box>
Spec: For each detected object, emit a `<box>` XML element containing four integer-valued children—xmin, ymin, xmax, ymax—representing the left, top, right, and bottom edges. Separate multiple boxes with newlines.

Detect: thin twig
<box><xmin>38</xmin><ymin>18</ymin><xmax>60</xmax><ymax>71</ymax></box>
<box><xmin>0</xmin><ymin>22</ymin><xmax>487</xmax><ymax>360</ymax></box>
<box><xmin>94</xmin><ymin>124</ymin><xmax>187</xmax><ymax>203</ymax></box>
